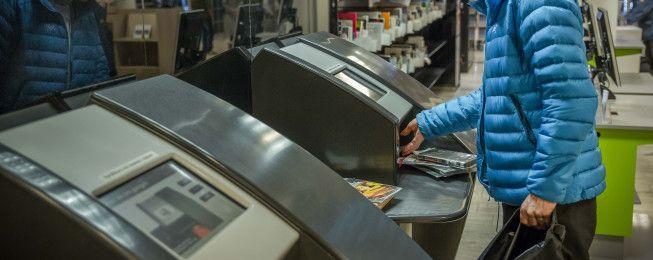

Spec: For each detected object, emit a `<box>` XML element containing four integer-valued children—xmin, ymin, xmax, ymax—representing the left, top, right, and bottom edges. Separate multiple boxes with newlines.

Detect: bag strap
<box><xmin>503</xmin><ymin>209</ymin><xmax>559</xmax><ymax>260</ymax></box>
<box><xmin>503</xmin><ymin>224</ymin><xmax>522</xmax><ymax>260</ymax></box>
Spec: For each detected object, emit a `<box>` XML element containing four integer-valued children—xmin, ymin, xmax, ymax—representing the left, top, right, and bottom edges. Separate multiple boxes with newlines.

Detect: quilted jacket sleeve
<box><xmin>519</xmin><ymin>0</ymin><xmax>598</xmax><ymax>203</ymax></box>
<box><xmin>0</xmin><ymin>1</ymin><xmax>16</xmax><ymax>68</ymax></box>
<box><xmin>0</xmin><ymin>1</ymin><xmax>17</xmax><ymax>106</ymax></box>
<box><xmin>415</xmin><ymin>87</ymin><xmax>482</xmax><ymax>140</ymax></box>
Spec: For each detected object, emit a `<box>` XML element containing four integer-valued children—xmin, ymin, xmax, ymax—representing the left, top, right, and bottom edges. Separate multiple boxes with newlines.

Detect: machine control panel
<box><xmin>334</xmin><ymin>70</ymin><xmax>386</xmax><ymax>101</ymax></box>
<box><xmin>280</xmin><ymin>42</ymin><xmax>412</xmax><ymax>120</ymax></box>
<box><xmin>100</xmin><ymin>160</ymin><xmax>245</xmax><ymax>257</ymax></box>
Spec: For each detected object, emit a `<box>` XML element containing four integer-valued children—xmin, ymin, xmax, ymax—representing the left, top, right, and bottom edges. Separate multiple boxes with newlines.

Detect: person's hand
<box><xmin>400</xmin><ymin>119</ymin><xmax>425</xmax><ymax>156</ymax></box>
<box><xmin>520</xmin><ymin>194</ymin><xmax>557</xmax><ymax>229</ymax></box>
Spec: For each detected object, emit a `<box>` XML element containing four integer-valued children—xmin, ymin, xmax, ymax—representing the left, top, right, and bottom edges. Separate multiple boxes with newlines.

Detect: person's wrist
<box><xmin>415</xmin><ymin>112</ymin><xmax>431</xmax><ymax>140</ymax></box>
<box><xmin>520</xmin><ymin>194</ymin><xmax>557</xmax><ymax>229</ymax></box>
<box><xmin>532</xmin><ymin>194</ymin><xmax>556</xmax><ymax>207</ymax></box>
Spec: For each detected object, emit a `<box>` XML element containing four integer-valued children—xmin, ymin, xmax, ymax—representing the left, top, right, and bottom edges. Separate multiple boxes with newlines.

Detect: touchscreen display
<box><xmin>334</xmin><ymin>70</ymin><xmax>386</xmax><ymax>101</ymax></box>
<box><xmin>100</xmin><ymin>161</ymin><xmax>245</xmax><ymax>257</ymax></box>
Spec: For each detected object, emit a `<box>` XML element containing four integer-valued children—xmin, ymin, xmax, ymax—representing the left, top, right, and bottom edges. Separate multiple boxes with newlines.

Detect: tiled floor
<box><xmin>624</xmin><ymin>146</ymin><xmax>653</xmax><ymax>260</ymax></box>
<box><xmin>437</xmin><ymin>51</ymin><xmax>653</xmax><ymax>259</ymax></box>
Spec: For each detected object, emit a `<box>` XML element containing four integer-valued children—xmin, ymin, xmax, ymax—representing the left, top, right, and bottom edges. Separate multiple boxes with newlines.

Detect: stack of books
<box><xmin>337</xmin><ymin>2</ymin><xmax>443</xmax><ymax>54</ymax></box>
<box><xmin>398</xmin><ymin>147</ymin><xmax>477</xmax><ymax>179</ymax></box>
<box><xmin>381</xmin><ymin>36</ymin><xmax>428</xmax><ymax>73</ymax></box>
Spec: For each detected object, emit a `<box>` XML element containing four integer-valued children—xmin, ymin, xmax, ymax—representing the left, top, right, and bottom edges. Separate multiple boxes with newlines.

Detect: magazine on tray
<box><xmin>344</xmin><ymin>178</ymin><xmax>402</xmax><ymax>209</ymax></box>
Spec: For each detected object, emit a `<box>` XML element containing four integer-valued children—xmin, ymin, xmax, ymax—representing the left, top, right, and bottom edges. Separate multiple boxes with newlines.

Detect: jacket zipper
<box><xmin>58</xmin><ymin>4</ymin><xmax>73</xmax><ymax>89</ymax></box>
<box><xmin>508</xmin><ymin>94</ymin><xmax>537</xmax><ymax>146</ymax></box>
<box><xmin>479</xmin><ymin>85</ymin><xmax>488</xmax><ymax>184</ymax></box>
<box><xmin>66</xmin><ymin>8</ymin><xmax>73</xmax><ymax>89</ymax></box>
<box><xmin>67</xmin><ymin>27</ymin><xmax>72</xmax><ymax>88</ymax></box>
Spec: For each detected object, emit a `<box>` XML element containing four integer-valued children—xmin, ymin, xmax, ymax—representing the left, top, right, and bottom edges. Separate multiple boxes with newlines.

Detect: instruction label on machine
<box><xmin>101</xmin><ymin>151</ymin><xmax>158</xmax><ymax>182</ymax></box>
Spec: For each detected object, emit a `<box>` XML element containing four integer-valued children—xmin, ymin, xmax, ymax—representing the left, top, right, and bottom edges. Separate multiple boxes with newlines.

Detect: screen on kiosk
<box><xmin>100</xmin><ymin>160</ymin><xmax>245</xmax><ymax>257</ymax></box>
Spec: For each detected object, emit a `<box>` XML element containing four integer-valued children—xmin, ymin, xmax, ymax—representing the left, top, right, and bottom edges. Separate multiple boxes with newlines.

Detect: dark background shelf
<box><xmin>428</xmin><ymin>40</ymin><xmax>447</xmax><ymax>57</ymax></box>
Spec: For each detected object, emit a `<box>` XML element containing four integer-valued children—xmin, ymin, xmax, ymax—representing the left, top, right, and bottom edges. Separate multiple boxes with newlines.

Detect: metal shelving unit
<box><xmin>329</xmin><ymin>0</ymin><xmax>466</xmax><ymax>88</ymax></box>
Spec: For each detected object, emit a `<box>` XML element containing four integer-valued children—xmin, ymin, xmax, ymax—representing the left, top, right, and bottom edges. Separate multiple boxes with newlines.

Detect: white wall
<box><xmin>295</xmin><ymin>0</ymin><xmax>328</xmax><ymax>34</ymax></box>
<box><xmin>315</xmin><ymin>0</ymin><xmax>330</xmax><ymax>32</ymax></box>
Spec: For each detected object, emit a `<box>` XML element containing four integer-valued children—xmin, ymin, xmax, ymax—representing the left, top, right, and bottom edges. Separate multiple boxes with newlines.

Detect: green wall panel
<box><xmin>596</xmin><ymin>128</ymin><xmax>653</xmax><ymax>237</ymax></box>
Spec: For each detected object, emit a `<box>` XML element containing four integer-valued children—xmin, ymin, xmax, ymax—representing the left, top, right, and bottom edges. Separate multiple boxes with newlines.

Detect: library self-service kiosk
<box><xmin>299</xmin><ymin>33</ymin><xmax>476</xmax><ymax>151</ymax></box>
<box><xmin>252</xmin><ymin>33</ymin><xmax>476</xmax><ymax>184</ymax></box>
<box><xmin>0</xmin><ymin>75</ymin><xmax>429</xmax><ymax>259</ymax></box>
<box><xmin>250</xmin><ymin>32</ymin><xmax>476</xmax><ymax>259</ymax></box>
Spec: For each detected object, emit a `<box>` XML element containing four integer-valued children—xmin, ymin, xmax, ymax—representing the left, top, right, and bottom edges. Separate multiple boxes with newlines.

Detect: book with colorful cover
<box><xmin>344</xmin><ymin>178</ymin><xmax>402</xmax><ymax>209</ymax></box>
<box><xmin>381</xmin><ymin>12</ymin><xmax>392</xmax><ymax>29</ymax></box>
<box><xmin>338</xmin><ymin>12</ymin><xmax>358</xmax><ymax>38</ymax></box>
<box><xmin>338</xmin><ymin>20</ymin><xmax>354</xmax><ymax>41</ymax></box>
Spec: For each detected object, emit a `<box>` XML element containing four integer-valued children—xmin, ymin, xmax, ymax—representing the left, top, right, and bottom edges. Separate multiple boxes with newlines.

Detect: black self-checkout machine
<box><xmin>0</xmin><ymin>75</ymin><xmax>429</xmax><ymax>259</ymax></box>
<box><xmin>175</xmin><ymin>32</ymin><xmax>302</xmax><ymax>113</ymax></box>
<box><xmin>290</xmin><ymin>32</ymin><xmax>477</xmax><ymax>154</ymax></box>
<box><xmin>250</xmin><ymin>32</ymin><xmax>476</xmax><ymax>259</ymax></box>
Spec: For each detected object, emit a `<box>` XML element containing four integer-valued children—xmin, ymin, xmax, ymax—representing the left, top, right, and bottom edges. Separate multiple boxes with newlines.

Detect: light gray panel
<box><xmin>282</xmin><ymin>43</ymin><xmax>346</xmax><ymax>73</ymax></box>
<box><xmin>0</xmin><ymin>106</ymin><xmax>167</xmax><ymax>194</ymax></box>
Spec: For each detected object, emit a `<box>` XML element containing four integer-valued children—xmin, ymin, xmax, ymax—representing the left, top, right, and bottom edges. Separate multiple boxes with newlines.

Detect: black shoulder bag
<box><xmin>479</xmin><ymin>210</ymin><xmax>566</xmax><ymax>260</ymax></box>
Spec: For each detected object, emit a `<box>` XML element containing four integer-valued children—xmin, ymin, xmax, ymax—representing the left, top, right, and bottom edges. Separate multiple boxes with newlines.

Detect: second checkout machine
<box><xmin>175</xmin><ymin>32</ymin><xmax>302</xmax><ymax>113</ymax></box>
<box><xmin>250</xmin><ymin>32</ymin><xmax>477</xmax><ymax>259</ymax></box>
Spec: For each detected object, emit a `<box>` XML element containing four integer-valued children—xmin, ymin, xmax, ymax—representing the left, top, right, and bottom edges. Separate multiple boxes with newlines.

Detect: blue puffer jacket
<box><xmin>417</xmin><ymin>0</ymin><xmax>606</xmax><ymax>206</ymax></box>
<box><xmin>0</xmin><ymin>0</ymin><xmax>111</xmax><ymax>112</ymax></box>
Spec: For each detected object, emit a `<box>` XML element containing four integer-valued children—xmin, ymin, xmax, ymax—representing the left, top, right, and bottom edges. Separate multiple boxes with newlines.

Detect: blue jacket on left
<box><xmin>0</xmin><ymin>0</ymin><xmax>111</xmax><ymax>112</ymax></box>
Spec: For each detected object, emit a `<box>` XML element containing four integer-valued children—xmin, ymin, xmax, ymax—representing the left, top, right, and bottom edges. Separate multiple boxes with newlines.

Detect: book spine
<box><xmin>415</xmin><ymin>154</ymin><xmax>459</xmax><ymax>168</ymax></box>
<box><xmin>416</xmin><ymin>154</ymin><xmax>477</xmax><ymax>169</ymax></box>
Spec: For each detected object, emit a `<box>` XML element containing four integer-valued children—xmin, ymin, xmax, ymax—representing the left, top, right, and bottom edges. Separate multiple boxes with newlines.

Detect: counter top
<box><xmin>385</xmin><ymin>166</ymin><xmax>474</xmax><ymax>223</ymax></box>
<box><xmin>613</xmin><ymin>73</ymin><xmax>653</xmax><ymax>95</ymax></box>
<box><xmin>615</xmin><ymin>38</ymin><xmax>646</xmax><ymax>49</ymax></box>
<box><xmin>596</xmin><ymin>94</ymin><xmax>653</xmax><ymax>131</ymax></box>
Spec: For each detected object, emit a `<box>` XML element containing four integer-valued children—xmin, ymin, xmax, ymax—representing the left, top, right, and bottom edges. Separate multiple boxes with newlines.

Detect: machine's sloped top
<box><xmin>300</xmin><ymin>32</ymin><xmax>444</xmax><ymax>110</ymax></box>
<box><xmin>91</xmin><ymin>75</ymin><xmax>430</xmax><ymax>260</ymax></box>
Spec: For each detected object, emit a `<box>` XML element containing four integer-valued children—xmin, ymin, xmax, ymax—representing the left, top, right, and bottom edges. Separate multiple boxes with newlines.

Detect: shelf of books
<box><xmin>332</xmin><ymin>0</ymin><xmax>459</xmax><ymax>87</ymax></box>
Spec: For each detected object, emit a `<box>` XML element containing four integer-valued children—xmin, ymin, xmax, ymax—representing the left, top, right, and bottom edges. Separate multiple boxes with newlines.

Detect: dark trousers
<box><xmin>502</xmin><ymin>199</ymin><xmax>597</xmax><ymax>260</ymax></box>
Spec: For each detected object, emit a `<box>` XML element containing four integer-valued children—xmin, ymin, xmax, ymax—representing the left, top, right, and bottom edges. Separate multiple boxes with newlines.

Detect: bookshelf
<box><xmin>330</xmin><ymin>0</ymin><xmax>466</xmax><ymax>88</ymax></box>
<box><xmin>107</xmin><ymin>8</ymin><xmax>182</xmax><ymax>79</ymax></box>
